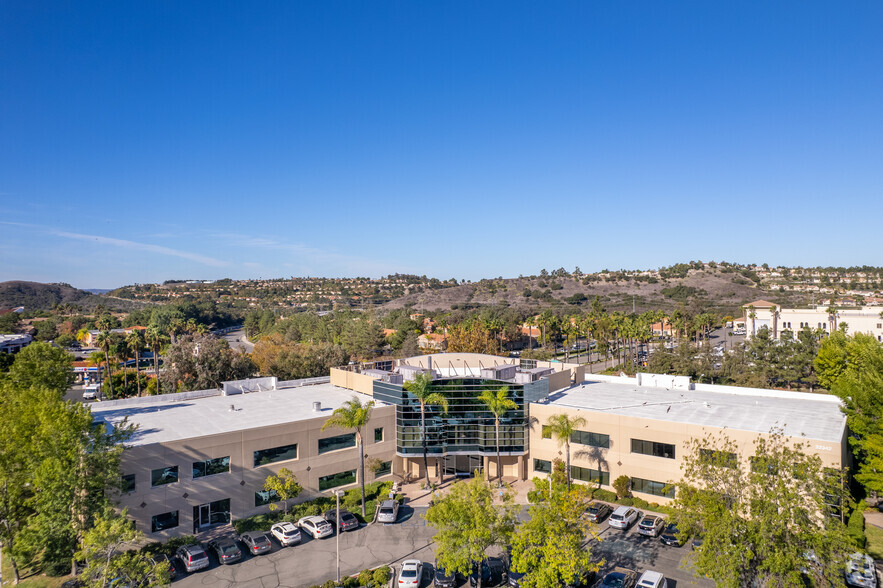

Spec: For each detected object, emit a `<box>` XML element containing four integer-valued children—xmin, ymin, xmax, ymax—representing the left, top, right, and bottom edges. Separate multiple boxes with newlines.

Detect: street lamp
<box><xmin>329</xmin><ymin>488</ymin><xmax>345</xmax><ymax>582</ymax></box>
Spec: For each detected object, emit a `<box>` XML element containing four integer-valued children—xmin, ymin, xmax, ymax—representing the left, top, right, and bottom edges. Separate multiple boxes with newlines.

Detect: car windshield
<box><xmin>401</xmin><ymin>570</ymin><xmax>417</xmax><ymax>578</ymax></box>
<box><xmin>220</xmin><ymin>545</ymin><xmax>239</xmax><ymax>555</ymax></box>
<box><xmin>603</xmin><ymin>573</ymin><xmax>626</xmax><ymax>587</ymax></box>
<box><xmin>191</xmin><ymin>551</ymin><xmax>207</xmax><ymax>560</ymax></box>
<box><xmin>255</xmin><ymin>536</ymin><xmax>270</xmax><ymax>545</ymax></box>
<box><xmin>611</xmin><ymin>514</ymin><xmax>623</xmax><ymax>520</ymax></box>
<box><xmin>664</xmin><ymin>524</ymin><xmax>678</xmax><ymax>533</ymax></box>
<box><xmin>588</xmin><ymin>505</ymin><xmax>601</xmax><ymax>513</ymax></box>
<box><xmin>341</xmin><ymin>513</ymin><xmax>356</xmax><ymax>521</ymax></box>
<box><xmin>282</xmin><ymin>529</ymin><xmax>298</xmax><ymax>536</ymax></box>
<box><xmin>641</xmin><ymin>518</ymin><xmax>654</xmax><ymax>525</ymax></box>
<box><xmin>380</xmin><ymin>507</ymin><xmax>393</xmax><ymax>514</ymax></box>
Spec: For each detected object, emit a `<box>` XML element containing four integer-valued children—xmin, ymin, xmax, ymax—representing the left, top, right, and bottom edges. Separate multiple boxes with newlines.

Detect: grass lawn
<box><xmin>866</xmin><ymin>523</ymin><xmax>883</xmax><ymax>561</ymax></box>
<box><xmin>0</xmin><ymin>557</ymin><xmax>72</xmax><ymax>588</ymax></box>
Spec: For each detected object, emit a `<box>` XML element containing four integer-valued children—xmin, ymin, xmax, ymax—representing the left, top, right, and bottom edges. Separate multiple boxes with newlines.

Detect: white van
<box><xmin>636</xmin><ymin>570</ymin><xmax>668</xmax><ymax>588</ymax></box>
<box><xmin>82</xmin><ymin>384</ymin><xmax>100</xmax><ymax>401</ymax></box>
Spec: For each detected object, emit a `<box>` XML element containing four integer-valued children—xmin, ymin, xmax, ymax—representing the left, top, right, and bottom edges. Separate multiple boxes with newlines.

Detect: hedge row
<box><xmin>308</xmin><ymin>565</ymin><xmax>391</xmax><ymax>588</ymax></box>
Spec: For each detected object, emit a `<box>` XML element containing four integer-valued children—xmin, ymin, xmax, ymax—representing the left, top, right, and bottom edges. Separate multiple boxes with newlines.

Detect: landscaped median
<box><xmin>306</xmin><ymin>565</ymin><xmax>391</xmax><ymax>588</ymax></box>
<box><xmin>233</xmin><ymin>480</ymin><xmax>402</xmax><ymax>534</ymax></box>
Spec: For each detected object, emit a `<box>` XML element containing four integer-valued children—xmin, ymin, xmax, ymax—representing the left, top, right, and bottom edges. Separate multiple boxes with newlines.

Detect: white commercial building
<box><xmin>743</xmin><ymin>300</ymin><xmax>883</xmax><ymax>342</ymax></box>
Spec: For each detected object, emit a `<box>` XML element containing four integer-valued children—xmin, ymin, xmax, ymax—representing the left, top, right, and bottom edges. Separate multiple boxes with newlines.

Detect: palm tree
<box><xmin>126</xmin><ymin>330</ymin><xmax>145</xmax><ymax>396</ymax></box>
<box><xmin>546</xmin><ymin>413</ymin><xmax>587</xmax><ymax>489</ymax></box>
<box><xmin>94</xmin><ymin>330</ymin><xmax>115</xmax><ymax>399</ymax></box>
<box><xmin>826</xmin><ymin>305</ymin><xmax>839</xmax><ymax>333</ymax></box>
<box><xmin>146</xmin><ymin>326</ymin><xmax>168</xmax><ymax>390</ymax></box>
<box><xmin>321</xmin><ymin>396</ymin><xmax>375</xmax><ymax>517</ymax></box>
<box><xmin>403</xmin><ymin>372</ymin><xmax>449</xmax><ymax>486</ymax></box>
<box><xmin>477</xmin><ymin>387</ymin><xmax>517</xmax><ymax>483</ymax></box>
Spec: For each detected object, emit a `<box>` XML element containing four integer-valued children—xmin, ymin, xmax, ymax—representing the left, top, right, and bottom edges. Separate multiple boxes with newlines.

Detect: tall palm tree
<box><xmin>146</xmin><ymin>326</ymin><xmax>168</xmax><ymax>390</ymax></box>
<box><xmin>94</xmin><ymin>324</ymin><xmax>115</xmax><ymax>399</ymax></box>
<box><xmin>321</xmin><ymin>396</ymin><xmax>375</xmax><ymax>517</ymax></box>
<box><xmin>403</xmin><ymin>372</ymin><xmax>449</xmax><ymax>486</ymax></box>
<box><xmin>477</xmin><ymin>386</ymin><xmax>517</xmax><ymax>483</ymax></box>
<box><xmin>126</xmin><ymin>330</ymin><xmax>145</xmax><ymax>397</ymax></box>
<box><xmin>546</xmin><ymin>413</ymin><xmax>587</xmax><ymax>489</ymax></box>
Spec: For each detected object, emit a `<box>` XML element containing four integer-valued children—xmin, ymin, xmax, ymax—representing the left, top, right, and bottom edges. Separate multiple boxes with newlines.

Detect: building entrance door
<box><xmin>443</xmin><ymin>455</ymin><xmax>484</xmax><ymax>477</ymax></box>
<box><xmin>198</xmin><ymin>504</ymin><xmax>210</xmax><ymax>529</ymax></box>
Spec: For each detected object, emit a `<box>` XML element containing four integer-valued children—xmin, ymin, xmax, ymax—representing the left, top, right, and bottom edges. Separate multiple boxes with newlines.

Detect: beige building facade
<box><xmin>744</xmin><ymin>300</ymin><xmax>883</xmax><ymax>342</ymax></box>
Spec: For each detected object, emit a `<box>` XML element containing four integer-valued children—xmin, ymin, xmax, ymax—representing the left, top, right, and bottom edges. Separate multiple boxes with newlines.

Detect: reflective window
<box><xmin>631</xmin><ymin>439</ymin><xmax>675</xmax><ymax>459</ymax></box>
<box><xmin>121</xmin><ymin>474</ymin><xmax>136</xmax><ymax>493</ymax></box>
<box><xmin>375</xmin><ymin>461</ymin><xmax>392</xmax><ymax>477</ymax></box>
<box><xmin>631</xmin><ymin>477</ymin><xmax>674</xmax><ymax>498</ymax></box>
<box><xmin>193</xmin><ymin>457</ymin><xmax>230</xmax><ymax>478</ymax></box>
<box><xmin>570</xmin><ymin>465</ymin><xmax>609</xmax><ymax>485</ymax></box>
<box><xmin>318</xmin><ymin>433</ymin><xmax>356</xmax><ymax>454</ymax></box>
<box><xmin>255</xmin><ymin>489</ymin><xmax>279</xmax><ymax>507</ymax></box>
<box><xmin>374</xmin><ymin>427</ymin><xmax>384</xmax><ymax>442</ymax></box>
<box><xmin>318</xmin><ymin>469</ymin><xmax>356</xmax><ymax>490</ymax></box>
<box><xmin>533</xmin><ymin>458</ymin><xmax>552</xmax><ymax>474</ymax></box>
<box><xmin>571</xmin><ymin>430</ymin><xmax>610</xmax><ymax>449</ymax></box>
<box><xmin>151</xmin><ymin>511</ymin><xmax>179</xmax><ymax>533</ymax></box>
<box><xmin>253</xmin><ymin>443</ymin><xmax>298</xmax><ymax>467</ymax></box>
<box><xmin>151</xmin><ymin>466</ymin><xmax>178</xmax><ymax>487</ymax></box>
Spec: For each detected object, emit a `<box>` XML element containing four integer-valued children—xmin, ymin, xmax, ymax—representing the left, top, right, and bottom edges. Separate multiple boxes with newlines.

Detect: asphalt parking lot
<box><xmin>170</xmin><ymin>505</ymin><xmax>714</xmax><ymax>588</ymax></box>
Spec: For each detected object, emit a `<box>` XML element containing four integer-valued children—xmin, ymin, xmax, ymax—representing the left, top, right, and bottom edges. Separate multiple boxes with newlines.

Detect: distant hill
<box><xmin>0</xmin><ymin>281</ymin><xmax>92</xmax><ymax>311</ymax></box>
<box><xmin>381</xmin><ymin>267</ymin><xmax>812</xmax><ymax>316</ymax></box>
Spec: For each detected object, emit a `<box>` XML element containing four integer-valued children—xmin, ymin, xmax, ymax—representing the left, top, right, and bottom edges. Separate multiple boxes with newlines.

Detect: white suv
<box><xmin>637</xmin><ymin>570</ymin><xmax>668</xmax><ymax>588</ymax></box>
<box><xmin>608</xmin><ymin>506</ymin><xmax>639</xmax><ymax>530</ymax></box>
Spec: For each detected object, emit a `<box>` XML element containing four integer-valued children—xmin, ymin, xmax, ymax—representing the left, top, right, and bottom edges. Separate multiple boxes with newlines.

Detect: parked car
<box><xmin>637</xmin><ymin>515</ymin><xmax>664</xmax><ymax>537</ymax></box>
<box><xmin>636</xmin><ymin>571</ymin><xmax>667</xmax><ymax>588</ymax></box>
<box><xmin>608</xmin><ymin>506</ymin><xmax>639</xmax><ymax>530</ymax></box>
<box><xmin>149</xmin><ymin>554</ymin><xmax>178</xmax><ymax>581</ymax></box>
<box><xmin>270</xmin><ymin>521</ymin><xmax>302</xmax><ymax>546</ymax></box>
<box><xmin>659</xmin><ymin>523</ymin><xmax>685</xmax><ymax>547</ymax></box>
<box><xmin>584</xmin><ymin>501</ymin><xmax>611</xmax><ymax>523</ymax></box>
<box><xmin>398</xmin><ymin>559</ymin><xmax>423</xmax><ymax>588</ymax></box>
<box><xmin>435</xmin><ymin>562</ymin><xmax>461</xmax><ymax>588</ymax></box>
<box><xmin>600</xmin><ymin>567</ymin><xmax>638</xmax><ymax>588</ymax></box>
<box><xmin>845</xmin><ymin>552</ymin><xmax>877</xmax><ymax>588</ymax></box>
<box><xmin>175</xmin><ymin>544</ymin><xmax>209</xmax><ymax>573</ymax></box>
<box><xmin>239</xmin><ymin>531</ymin><xmax>272</xmax><ymax>555</ymax></box>
<box><xmin>690</xmin><ymin>534</ymin><xmax>705</xmax><ymax>551</ymax></box>
<box><xmin>298</xmin><ymin>515</ymin><xmax>333</xmax><ymax>539</ymax></box>
<box><xmin>324</xmin><ymin>508</ymin><xmax>360</xmax><ymax>532</ymax></box>
<box><xmin>469</xmin><ymin>557</ymin><xmax>507</xmax><ymax>587</ymax></box>
<box><xmin>563</xmin><ymin>570</ymin><xmax>597</xmax><ymax>587</ymax></box>
<box><xmin>506</xmin><ymin>561</ymin><xmax>526</xmax><ymax>587</ymax></box>
<box><xmin>376</xmin><ymin>499</ymin><xmax>399</xmax><ymax>524</ymax></box>
<box><xmin>208</xmin><ymin>537</ymin><xmax>242</xmax><ymax>565</ymax></box>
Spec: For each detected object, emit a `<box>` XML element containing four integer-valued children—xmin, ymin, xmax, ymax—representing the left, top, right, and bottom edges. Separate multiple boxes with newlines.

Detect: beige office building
<box><xmin>92</xmin><ymin>378</ymin><xmax>396</xmax><ymax>539</ymax></box>
<box><xmin>93</xmin><ymin>355</ymin><xmax>848</xmax><ymax>537</ymax></box>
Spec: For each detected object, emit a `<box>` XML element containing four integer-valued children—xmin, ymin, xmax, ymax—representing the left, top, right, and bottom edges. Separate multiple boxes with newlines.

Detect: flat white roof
<box><xmin>91</xmin><ymin>383</ymin><xmax>382</xmax><ymax>447</ymax></box>
<box><xmin>545</xmin><ymin>378</ymin><xmax>847</xmax><ymax>444</ymax></box>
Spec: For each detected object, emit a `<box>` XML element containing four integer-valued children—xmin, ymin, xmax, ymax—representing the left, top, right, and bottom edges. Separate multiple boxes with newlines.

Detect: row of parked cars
<box><xmin>175</xmin><ymin>509</ymin><xmax>365</xmax><ymax>574</ymax></box>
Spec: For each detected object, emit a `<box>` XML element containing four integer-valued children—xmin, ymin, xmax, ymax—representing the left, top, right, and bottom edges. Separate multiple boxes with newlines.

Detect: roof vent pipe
<box><xmin>313</xmin><ymin>401</ymin><xmax>321</xmax><ymax>413</ymax></box>
<box><xmin>229</xmin><ymin>404</ymin><xmax>235</xmax><ymax>412</ymax></box>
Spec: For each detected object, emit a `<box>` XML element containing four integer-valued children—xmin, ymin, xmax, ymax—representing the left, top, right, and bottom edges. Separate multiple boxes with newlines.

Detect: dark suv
<box><xmin>434</xmin><ymin>562</ymin><xmax>460</xmax><ymax>588</ymax></box>
<box><xmin>469</xmin><ymin>557</ymin><xmax>507</xmax><ymax>587</ymax></box>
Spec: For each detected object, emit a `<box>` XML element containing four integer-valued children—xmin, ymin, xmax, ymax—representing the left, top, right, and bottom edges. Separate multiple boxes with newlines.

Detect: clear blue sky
<box><xmin>2</xmin><ymin>1</ymin><xmax>882</xmax><ymax>288</ymax></box>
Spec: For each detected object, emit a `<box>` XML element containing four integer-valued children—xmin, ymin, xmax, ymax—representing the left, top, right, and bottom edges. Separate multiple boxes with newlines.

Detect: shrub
<box><xmin>373</xmin><ymin>566</ymin><xmax>391</xmax><ymax>585</ymax></box>
<box><xmin>358</xmin><ymin>569</ymin><xmax>374</xmax><ymax>585</ymax></box>
<box><xmin>591</xmin><ymin>489</ymin><xmax>617</xmax><ymax>502</ymax></box>
<box><xmin>632</xmin><ymin>497</ymin><xmax>650</xmax><ymax>509</ymax></box>
<box><xmin>618</xmin><ymin>497</ymin><xmax>634</xmax><ymax>506</ymax></box>
<box><xmin>848</xmin><ymin>500</ymin><xmax>867</xmax><ymax>549</ymax></box>
<box><xmin>613</xmin><ymin>475</ymin><xmax>631</xmax><ymax>499</ymax></box>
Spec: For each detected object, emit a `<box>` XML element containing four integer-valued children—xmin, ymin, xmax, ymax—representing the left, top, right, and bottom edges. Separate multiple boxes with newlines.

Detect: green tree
<box><xmin>262</xmin><ymin>468</ymin><xmax>303</xmax><ymax>514</ymax></box>
<box><xmin>126</xmin><ymin>330</ymin><xmax>145</xmax><ymax>397</ymax></box>
<box><xmin>6</xmin><ymin>341</ymin><xmax>74</xmax><ymax>395</ymax></box>
<box><xmin>814</xmin><ymin>331</ymin><xmax>848</xmax><ymax>390</ymax></box>
<box><xmin>477</xmin><ymin>387</ymin><xmax>517</xmax><ymax>483</ymax></box>
<box><xmin>424</xmin><ymin>476</ymin><xmax>518</xmax><ymax>586</ymax></box>
<box><xmin>76</xmin><ymin>507</ymin><xmax>170</xmax><ymax>588</ymax></box>
<box><xmin>321</xmin><ymin>396</ymin><xmax>375</xmax><ymax>516</ymax></box>
<box><xmin>159</xmin><ymin>333</ymin><xmax>254</xmax><ymax>393</ymax></box>
<box><xmin>95</xmin><ymin>320</ymin><xmax>116</xmax><ymax>399</ymax></box>
<box><xmin>670</xmin><ymin>430</ymin><xmax>852</xmax><ymax>587</ymax></box>
<box><xmin>510</xmin><ymin>479</ymin><xmax>599</xmax><ymax>587</ymax></box>
<box><xmin>403</xmin><ymin>372</ymin><xmax>449</xmax><ymax>486</ymax></box>
<box><xmin>544</xmin><ymin>413</ymin><xmax>587</xmax><ymax>488</ymax></box>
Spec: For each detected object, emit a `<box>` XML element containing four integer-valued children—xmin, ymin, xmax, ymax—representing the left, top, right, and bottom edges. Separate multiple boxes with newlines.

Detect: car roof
<box><xmin>612</xmin><ymin>506</ymin><xmax>634</xmax><ymax>514</ymax></box>
<box><xmin>242</xmin><ymin>531</ymin><xmax>266</xmax><ymax>538</ymax></box>
<box><xmin>380</xmin><ymin>499</ymin><xmax>397</xmax><ymax>506</ymax></box>
<box><xmin>638</xmin><ymin>571</ymin><xmax>664</xmax><ymax>583</ymax></box>
<box><xmin>402</xmin><ymin>559</ymin><xmax>421</xmax><ymax>567</ymax></box>
<box><xmin>301</xmin><ymin>515</ymin><xmax>326</xmax><ymax>522</ymax></box>
<box><xmin>273</xmin><ymin>521</ymin><xmax>297</xmax><ymax>530</ymax></box>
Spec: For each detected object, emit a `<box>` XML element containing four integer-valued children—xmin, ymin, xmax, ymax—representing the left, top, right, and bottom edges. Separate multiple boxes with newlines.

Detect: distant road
<box><xmin>222</xmin><ymin>328</ymin><xmax>254</xmax><ymax>353</ymax></box>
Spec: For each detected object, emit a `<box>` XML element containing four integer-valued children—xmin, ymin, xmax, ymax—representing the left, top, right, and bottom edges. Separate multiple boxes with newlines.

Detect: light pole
<box><xmin>330</xmin><ymin>489</ymin><xmax>345</xmax><ymax>582</ymax></box>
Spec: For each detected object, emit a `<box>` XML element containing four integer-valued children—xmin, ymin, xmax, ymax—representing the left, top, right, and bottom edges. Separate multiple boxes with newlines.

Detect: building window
<box><xmin>533</xmin><ymin>458</ymin><xmax>552</xmax><ymax>474</ymax></box>
<box><xmin>254</xmin><ymin>489</ymin><xmax>279</xmax><ymax>507</ymax></box>
<box><xmin>631</xmin><ymin>439</ymin><xmax>675</xmax><ymax>459</ymax></box>
<box><xmin>121</xmin><ymin>474</ymin><xmax>136</xmax><ymax>493</ymax></box>
<box><xmin>151</xmin><ymin>466</ymin><xmax>179</xmax><ymax>487</ymax></box>
<box><xmin>375</xmin><ymin>461</ymin><xmax>392</xmax><ymax>477</ymax></box>
<box><xmin>700</xmin><ymin>449</ymin><xmax>738</xmax><ymax>469</ymax></box>
<box><xmin>374</xmin><ymin>427</ymin><xmax>384</xmax><ymax>442</ymax></box>
<box><xmin>541</xmin><ymin>426</ymin><xmax>552</xmax><ymax>439</ymax></box>
<box><xmin>878</xmin><ymin>324</ymin><xmax>882</xmax><ymax>329</ymax></box>
<box><xmin>318</xmin><ymin>433</ymin><xmax>356</xmax><ymax>455</ymax></box>
<box><xmin>193</xmin><ymin>456</ymin><xmax>230</xmax><ymax>478</ymax></box>
<box><xmin>571</xmin><ymin>430</ymin><xmax>610</xmax><ymax>449</ymax></box>
<box><xmin>631</xmin><ymin>477</ymin><xmax>674</xmax><ymax>498</ymax></box>
<box><xmin>570</xmin><ymin>465</ymin><xmax>609</xmax><ymax>485</ymax></box>
<box><xmin>318</xmin><ymin>469</ymin><xmax>356</xmax><ymax>491</ymax></box>
<box><xmin>151</xmin><ymin>511</ymin><xmax>179</xmax><ymax>533</ymax></box>
<box><xmin>253</xmin><ymin>443</ymin><xmax>298</xmax><ymax>467</ymax></box>
<box><xmin>750</xmin><ymin>456</ymin><xmax>779</xmax><ymax>476</ymax></box>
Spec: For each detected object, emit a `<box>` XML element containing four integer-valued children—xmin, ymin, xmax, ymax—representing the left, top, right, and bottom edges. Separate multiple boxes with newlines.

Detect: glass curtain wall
<box><xmin>393</xmin><ymin>378</ymin><xmax>527</xmax><ymax>456</ymax></box>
